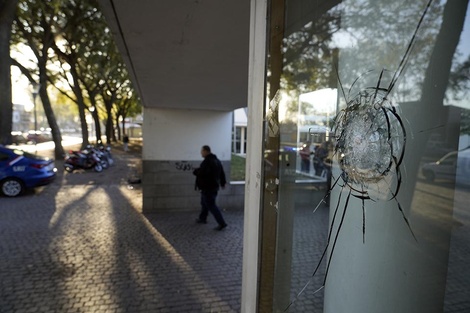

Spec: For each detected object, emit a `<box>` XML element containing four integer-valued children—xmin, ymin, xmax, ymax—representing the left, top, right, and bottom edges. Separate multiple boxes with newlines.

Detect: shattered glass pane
<box><xmin>334</xmin><ymin>88</ymin><xmax>405</xmax><ymax>200</ymax></box>
<box><xmin>260</xmin><ymin>0</ymin><xmax>470</xmax><ymax>312</ymax></box>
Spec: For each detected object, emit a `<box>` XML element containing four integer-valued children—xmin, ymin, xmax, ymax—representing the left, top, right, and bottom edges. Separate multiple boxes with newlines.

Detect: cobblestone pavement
<box><xmin>0</xmin><ymin>141</ymin><xmax>243</xmax><ymax>313</ymax></box>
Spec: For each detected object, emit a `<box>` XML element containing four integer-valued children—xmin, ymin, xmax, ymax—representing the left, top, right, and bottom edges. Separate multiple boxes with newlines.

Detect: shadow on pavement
<box><xmin>0</xmin><ymin>138</ymin><xmax>244</xmax><ymax>312</ymax></box>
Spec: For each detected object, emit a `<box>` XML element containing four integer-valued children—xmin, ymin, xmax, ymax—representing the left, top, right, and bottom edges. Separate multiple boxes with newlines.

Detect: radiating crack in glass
<box><xmin>285</xmin><ymin>0</ymin><xmax>434</xmax><ymax>310</ymax></box>
<box><xmin>334</xmin><ymin>87</ymin><xmax>405</xmax><ymax>202</ymax></box>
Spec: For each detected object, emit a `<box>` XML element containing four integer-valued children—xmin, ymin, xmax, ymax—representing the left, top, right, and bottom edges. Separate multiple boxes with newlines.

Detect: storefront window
<box><xmin>258</xmin><ymin>0</ymin><xmax>470</xmax><ymax>312</ymax></box>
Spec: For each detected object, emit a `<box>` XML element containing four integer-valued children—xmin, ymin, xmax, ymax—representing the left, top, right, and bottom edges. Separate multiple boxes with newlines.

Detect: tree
<box><xmin>335</xmin><ymin>0</ymin><xmax>443</xmax><ymax>101</ymax></box>
<box><xmin>415</xmin><ymin>0</ymin><xmax>469</xmax><ymax>156</ymax></box>
<box><xmin>282</xmin><ymin>9</ymin><xmax>341</xmax><ymax>94</ymax></box>
<box><xmin>0</xmin><ymin>0</ymin><xmax>19</xmax><ymax>145</ymax></box>
<box><xmin>114</xmin><ymin>87</ymin><xmax>141</xmax><ymax>140</ymax></box>
<box><xmin>51</xmin><ymin>0</ymin><xmax>138</xmax><ymax>146</ymax></box>
<box><xmin>99</xmin><ymin>50</ymin><xmax>133</xmax><ymax>144</ymax></box>
<box><xmin>12</xmin><ymin>0</ymin><xmax>65</xmax><ymax>158</ymax></box>
<box><xmin>80</xmin><ymin>22</ymin><xmax>122</xmax><ymax>144</ymax></box>
<box><xmin>50</xmin><ymin>0</ymin><xmax>106</xmax><ymax>148</ymax></box>
<box><xmin>9</xmin><ymin>0</ymin><xmax>140</xmax><ymax>151</ymax></box>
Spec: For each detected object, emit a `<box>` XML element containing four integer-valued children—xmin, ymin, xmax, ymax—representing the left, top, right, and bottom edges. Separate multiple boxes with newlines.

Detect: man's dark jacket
<box><xmin>193</xmin><ymin>153</ymin><xmax>226</xmax><ymax>192</ymax></box>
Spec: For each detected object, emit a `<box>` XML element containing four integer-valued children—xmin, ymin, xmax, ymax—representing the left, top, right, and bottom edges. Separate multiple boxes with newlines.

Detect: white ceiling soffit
<box><xmin>97</xmin><ymin>0</ymin><xmax>250</xmax><ymax>111</ymax></box>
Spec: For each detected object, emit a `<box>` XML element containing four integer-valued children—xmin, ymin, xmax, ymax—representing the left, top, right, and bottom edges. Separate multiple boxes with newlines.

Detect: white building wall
<box><xmin>141</xmin><ymin>107</ymin><xmax>241</xmax><ymax>212</ymax></box>
<box><xmin>143</xmin><ymin>107</ymin><xmax>232</xmax><ymax>161</ymax></box>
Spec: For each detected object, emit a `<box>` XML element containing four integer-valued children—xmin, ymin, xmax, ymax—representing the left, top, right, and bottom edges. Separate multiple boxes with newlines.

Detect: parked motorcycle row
<box><xmin>64</xmin><ymin>145</ymin><xmax>114</xmax><ymax>173</ymax></box>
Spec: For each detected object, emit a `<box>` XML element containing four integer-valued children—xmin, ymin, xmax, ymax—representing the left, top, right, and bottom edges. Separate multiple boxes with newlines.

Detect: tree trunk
<box><xmin>121</xmin><ymin>115</ymin><xmax>126</xmax><ymax>138</ymax></box>
<box><xmin>91</xmin><ymin>109</ymin><xmax>102</xmax><ymax>144</ymax></box>
<box><xmin>105</xmin><ymin>108</ymin><xmax>113</xmax><ymax>144</ymax></box>
<box><xmin>38</xmin><ymin>61</ymin><xmax>64</xmax><ymax>159</ymax></box>
<box><xmin>88</xmin><ymin>95</ymin><xmax>102</xmax><ymax>144</ymax></box>
<box><xmin>78</xmin><ymin>100</ymin><xmax>89</xmax><ymax>149</ymax></box>
<box><xmin>114</xmin><ymin>113</ymin><xmax>120</xmax><ymax>141</ymax></box>
<box><xmin>0</xmin><ymin>0</ymin><xmax>19</xmax><ymax>145</ymax></box>
<box><xmin>69</xmin><ymin>67</ymin><xmax>89</xmax><ymax>149</ymax></box>
<box><xmin>103</xmin><ymin>93</ymin><xmax>116</xmax><ymax>144</ymax></box>
<box><xmin>408</xmin><ymin>0</ymin><xmax>468</xmax><ymax>184</ymax></box>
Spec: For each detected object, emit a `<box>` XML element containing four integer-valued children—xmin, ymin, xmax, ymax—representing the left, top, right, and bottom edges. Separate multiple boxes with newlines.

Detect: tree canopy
<box><xmin>2</xmin><ymin>0</ymin><xmax>141</xmax><ymax>154</ymax></box>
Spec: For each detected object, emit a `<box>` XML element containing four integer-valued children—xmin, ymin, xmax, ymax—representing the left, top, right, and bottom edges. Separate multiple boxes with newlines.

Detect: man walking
<box><xmin>193</xmin><ymin>145</ymin><xmax>228</xmax><ymax>231</ymax></box>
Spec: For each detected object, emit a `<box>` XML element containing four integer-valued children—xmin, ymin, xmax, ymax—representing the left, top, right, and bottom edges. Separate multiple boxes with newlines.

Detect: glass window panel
<box><xmin>259</xmin><ymin>0</ymin><xmax>470</xmax><ymax>312</ymax></box>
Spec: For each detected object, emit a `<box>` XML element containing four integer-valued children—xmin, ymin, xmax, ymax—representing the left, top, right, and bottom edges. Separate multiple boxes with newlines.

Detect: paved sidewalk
<box><xmin>0</xmin><ymin>141</ymin><xmax>244</xmax><ymax>313</ymax></box>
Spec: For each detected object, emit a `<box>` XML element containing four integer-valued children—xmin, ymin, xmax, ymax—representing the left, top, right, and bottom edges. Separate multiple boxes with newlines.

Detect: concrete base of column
<box><xmin>142</xmin><ymin>159</ymin><xmax>244</xmax><ymax>213</ymax></box>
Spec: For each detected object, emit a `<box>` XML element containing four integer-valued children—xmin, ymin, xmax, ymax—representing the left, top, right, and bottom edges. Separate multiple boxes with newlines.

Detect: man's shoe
<box><xmin>214</xmin><ymin>224</ymin><xmax>227</xmax><ymax>231</ymax></box>
<box><xmin>196</xmin><ymin>218</ymin><xmax>207</xmax><ymax>224</ymax></box>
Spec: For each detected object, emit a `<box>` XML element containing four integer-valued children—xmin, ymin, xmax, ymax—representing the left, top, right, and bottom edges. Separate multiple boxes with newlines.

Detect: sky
<box><xmin>11</xmin><ymin>44</ymin><xmax>36</xmax><ymax>111</ymax></box>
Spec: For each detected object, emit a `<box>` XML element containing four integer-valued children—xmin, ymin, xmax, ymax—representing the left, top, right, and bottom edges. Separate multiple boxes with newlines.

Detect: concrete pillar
<box><xmin>241</xmin><ymin>0</ymin><xmax>268</xmax><ymax>311</ymax></box>
<box><xmin>142</xmin><ymin>107</ymin><xmax>243</xmax><ymax>212</ymax></box>
<box><xmin>240</xmin><ymin>127</ymin><xmax>246</xmax><ymax>155</ymax></box>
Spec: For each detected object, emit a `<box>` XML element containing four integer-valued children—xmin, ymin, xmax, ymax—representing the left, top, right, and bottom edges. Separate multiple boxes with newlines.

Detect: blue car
<box><xmin>0</xmin><ymin>145</ymin><xmax>57</xmax><ymax>197</ymax></box>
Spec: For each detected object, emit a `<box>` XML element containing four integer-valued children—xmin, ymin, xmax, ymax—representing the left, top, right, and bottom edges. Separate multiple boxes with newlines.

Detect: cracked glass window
<box><xmin>258</xmin><ymin>0</ymin><xmax>470</xmax><ymax>312</ymax></box>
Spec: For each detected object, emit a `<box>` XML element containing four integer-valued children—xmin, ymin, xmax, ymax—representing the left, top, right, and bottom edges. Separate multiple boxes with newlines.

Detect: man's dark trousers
<box><xmin>199</xmin><ymin>191</ymin><xmax>226</xmax><ymax>226</ymax></box>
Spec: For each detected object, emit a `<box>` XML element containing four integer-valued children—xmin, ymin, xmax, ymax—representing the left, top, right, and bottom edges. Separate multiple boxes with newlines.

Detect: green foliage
<box><xmin>282</xmin><ymin>9</ymin><xmax>341</xmax><ymax>94</ymax></box>
<box><xmin>230</xmin><ymin>154</ymin><xmax>246</xmax><ymax>181</ymax></box>
<box><xmin>12</xmin><ymin>0</ymin><xmax>141</xmax><ymax>145</ymax></box>
<box><xmin>335</xmin><ymin>0</ymin><xmax>444</xmax><ymax>101</ymax></box>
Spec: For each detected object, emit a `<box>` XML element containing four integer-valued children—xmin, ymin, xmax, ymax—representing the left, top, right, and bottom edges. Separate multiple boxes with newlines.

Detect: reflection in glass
<box><xmin>259</xmin><ymin>0</ymin><xmax>470</xmax><ymax>312</ymax></box>
<box><xmin>297</xmin><ymin>89</ymin><xmax>337</xmax><ymax>178</ymax></box>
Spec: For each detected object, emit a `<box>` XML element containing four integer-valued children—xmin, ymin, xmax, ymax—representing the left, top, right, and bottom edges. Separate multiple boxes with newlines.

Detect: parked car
<box><xmin>0</xmin><ymin>145</ymin><xmax>57</xmax><ymax>197</ymax></box>
<box><xmin>421</xmin><ymin>148</ymin><xmax>470</xmax><ymax>186</ymax></box>
<box><xmin>11</xmin><ymin>131</ymin><xmax>28</xmax><ymax>145</ymax></box>
<box><xmin>26</xmin><ymin>130</ymin><xmax>52</xmax><ymax>144</ymax></box>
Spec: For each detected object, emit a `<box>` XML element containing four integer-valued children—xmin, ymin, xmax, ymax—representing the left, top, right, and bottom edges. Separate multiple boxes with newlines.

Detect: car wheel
<box><xmin>1</xmin><ymin>178</ymin><xmax>24</xmax><ymax>197</ymax></box>
<box><xmin>423</xmin><ymin>170</ymin><xmax>435</xmax><ymax>182</ymax></box>
<box><xmin>94</xmin><ymin>163</ymin><xmax>103</xmax><ymax>172</ymax></box>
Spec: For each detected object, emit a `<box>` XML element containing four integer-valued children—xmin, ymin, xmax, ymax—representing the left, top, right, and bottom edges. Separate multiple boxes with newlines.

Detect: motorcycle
<box><xmin>86</xmin><ymin>146</ymin><xmax>110</xmax><ymax>169</ymax></box>
<box><xmin>97</xmin><ymin>144</ymin><xmax>114</xmax><ymax>166</ymax></box>
<box><xmin>64</xmin><ymin>149</ymin><xmax>104</xmax><ymax>172</ymax></box>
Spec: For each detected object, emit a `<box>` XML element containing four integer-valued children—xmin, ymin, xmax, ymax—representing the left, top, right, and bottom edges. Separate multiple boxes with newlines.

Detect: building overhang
<box><xmin>98</xmin><ymin>0</ymin><xmax>250</xmax><ymax>111</ymax></box>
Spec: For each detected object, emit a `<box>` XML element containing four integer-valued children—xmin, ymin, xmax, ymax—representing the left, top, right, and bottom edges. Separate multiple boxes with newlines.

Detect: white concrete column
<box><xmin>241</xmin><ymin>0</ymin><xmax>267</xmax><ymax>311</ymax></box>
<box><xmin>240</xmin><ymin>127</ymin><xmax>246</xmax><ymax>155</ymax></box>
<box><xmin>143</xmin><ymin>107</ymin><xmax>232</xmax><ymax>161</ymax></box>
<box><xmin>141</xmin><ymin>107</ymin><xmax>241</xmax><ymax>212</ymax></box>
